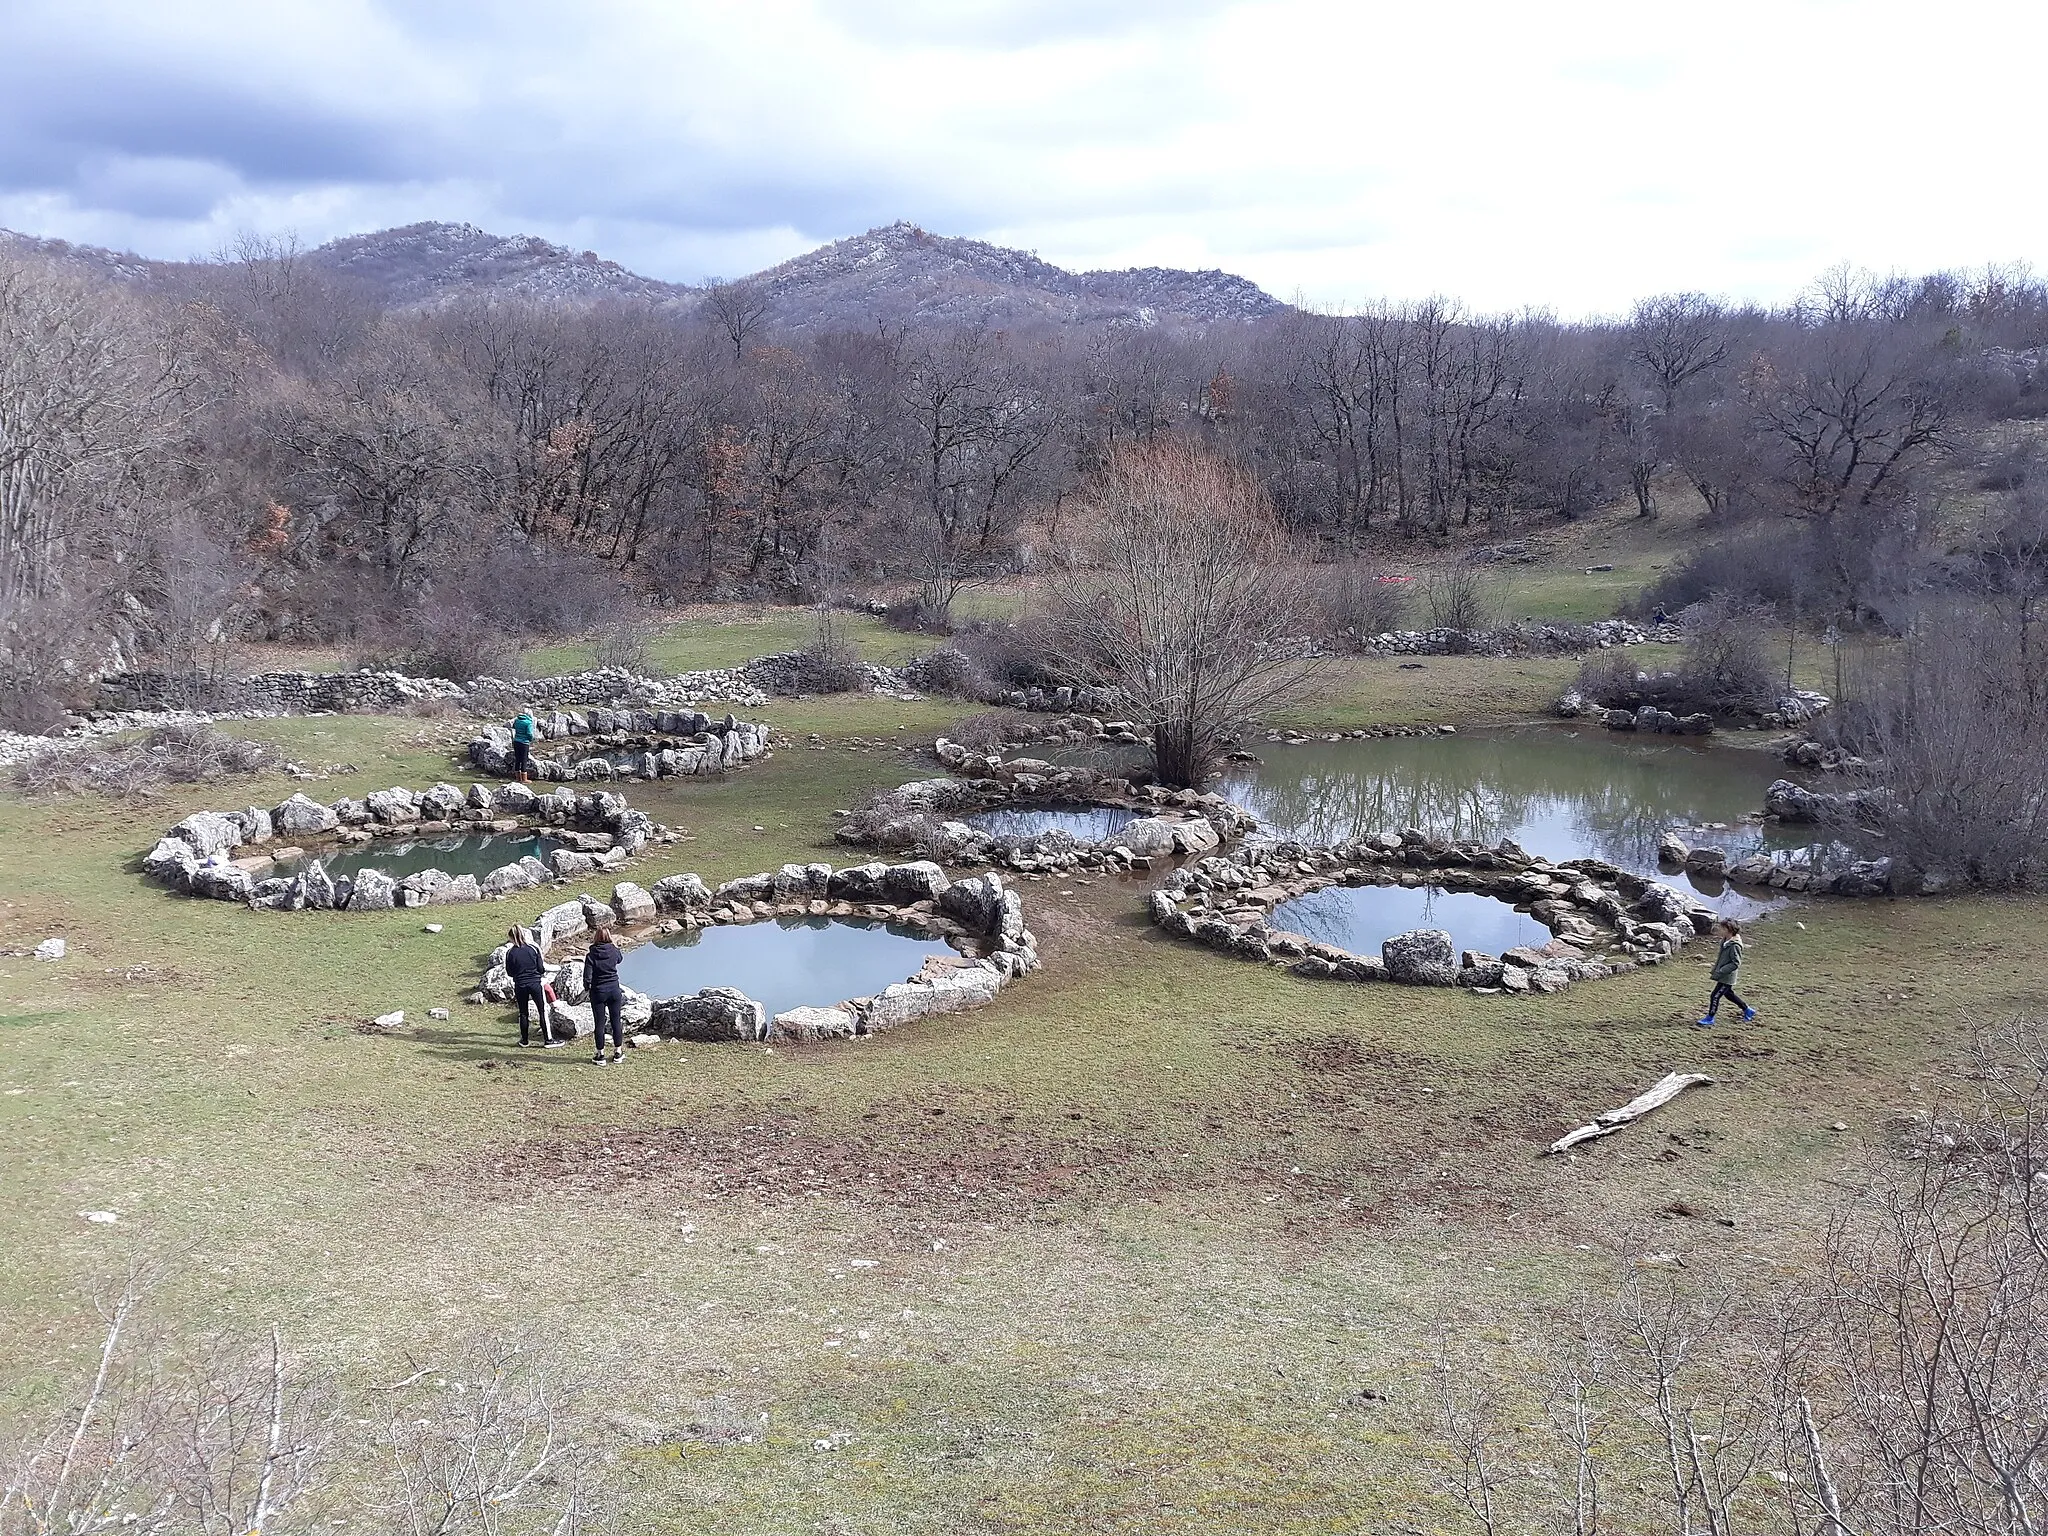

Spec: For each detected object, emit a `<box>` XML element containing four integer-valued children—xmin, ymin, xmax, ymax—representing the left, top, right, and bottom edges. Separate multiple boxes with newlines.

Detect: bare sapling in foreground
<box><xmin>1040</xmin><ymin>440</ymin><xmax>1322</xmax><ymax>788</ymax></box>
<box><xmin>1427</xmin><ymin>1014</ymin><xmax>2048</xmax><ymax>1536</ymax></box>
<box><xmin>0</xmin><ymin>1272</ymin><xmax>599</xmax><ymax>1536</ymax></box>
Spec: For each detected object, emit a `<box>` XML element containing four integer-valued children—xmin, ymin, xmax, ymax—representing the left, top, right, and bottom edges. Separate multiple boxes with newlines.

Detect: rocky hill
<box><xmin>0</xmin><ymin>227</ymin><xmax>180</xmax><ymax>287</ymax></box>
<box><xmin>303</xmin><ymin>222</ymin><xmax>686</xmax><ymax>306</ymax></box>
<box><xmin>1</xmin><ymin>219</ymin><xmax>1285</xmax><ymax>328</ymax></box>
<box><xmin>747</xmin><ymin>221</ymin><xmax>1283</xmax><ymax>329</ymax></box>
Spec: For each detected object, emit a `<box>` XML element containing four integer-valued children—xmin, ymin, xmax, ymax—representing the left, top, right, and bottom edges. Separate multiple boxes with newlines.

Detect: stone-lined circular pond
<box><xmin>273</xmin><ymin>831</ymin><xmax>565</xmax><ymax>883</ymax></box>
<box><xmin>1271</xmin><ymin>883</ymin><xmax>1547</xmax><ymax>959</ymax></box>
<box><xmin>1056</xmin><ymin>725</ymin><xmax>1806</xmax><ymax>914</ymax></box>
<box><xmin>964</xmin><ymin>803</ymin><xmax>1142</xmax><ymax>842</ymax></box>
<box><xmin>615</xmin><ymin>915</ymin><xmax>960</xmax><ymax>1020</ymax></box>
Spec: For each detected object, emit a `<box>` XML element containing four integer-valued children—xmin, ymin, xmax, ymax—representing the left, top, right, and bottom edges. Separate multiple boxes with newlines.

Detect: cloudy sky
<box><xmin>2</xmin><ymin>0</ymin><xmax>2040</xmax><ymax>315</ymax></box>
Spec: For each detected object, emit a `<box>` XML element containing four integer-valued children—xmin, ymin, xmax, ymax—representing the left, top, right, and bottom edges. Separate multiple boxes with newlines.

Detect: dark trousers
<box><xmin>590</xmin><ymin>987</ymin><xmax>623</xmax><ymax>1052</ymax></box>
<box><xmin>514</xmin><ymin>983</ymin><xmax>547</xmax><ymax>1045</ymax></box>
<box><xmin>1706</xmin><ymin>980</ymin><xmax>1750</xmax><ymax>1017</ymax></box>
<box><xmin>512</xmin><ymin>740</ymin><xmax>532</xmax><ymax>775</ymax></box>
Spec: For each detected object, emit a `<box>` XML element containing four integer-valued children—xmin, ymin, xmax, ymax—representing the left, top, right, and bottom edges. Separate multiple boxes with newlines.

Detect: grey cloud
<box><xmin>815</xmin><ymin>0</ymin><xmax>1242</xmax><ymax>47</ymax></box>
<box><xmin>0</xmin><ymin>0</ymin><xmax>1331</xmax><ymax>290</ymax></box>
<box><xmin>0</xmin><ymin>59</ymin><xmax>432</xmax><ymax>196</ymax></box>
<box><xmin>73</xmin><ymin>156</ymin><xmax>243</xmax><ymax>220</ymax></box>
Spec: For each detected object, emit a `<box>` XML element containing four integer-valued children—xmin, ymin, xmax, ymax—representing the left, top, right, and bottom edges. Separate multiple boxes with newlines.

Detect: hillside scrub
<box><xmin>1422</xmin><ymin>1015</ymin><xmax>2048</xmax><ymax>1536</ymax></box>
<box><xmin>1574</xmin><ymin>596</ymin><xmax>1779</xmax><ymax>717</ymax></box>
<box><xmin>0</xmin><ymin>1282</ymin><xmax>601</xmax><ymax>1535</ymax></box>
<box><xmin>5</xmin><ymin>234</ymin><xmax>2046</xmax><ymax>719</ymax></box>
<box><xmin>12</xmin><ymin>723</ymin><xmax>276</xmax><ymax>798</ymax></box>
<box><xmin>1835</xmin><ymin>600</ymin><xmax>2048</xmax><ymax>889</ymax></box>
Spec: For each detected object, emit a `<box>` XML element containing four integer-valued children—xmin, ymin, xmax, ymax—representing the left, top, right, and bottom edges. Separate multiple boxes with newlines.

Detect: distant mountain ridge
<box><xmin>0</xmin><ymin>219</ymin><xmax>1286</xmax><ymax>329</ymax></box>
<box><xmin>748</xmin><ymin>221</ymin><xmax>1285</xmax><ymax>327</ymax></box>
<box><xmin>308</xmin><ymin>222</ymin><xmax>684</xmax><ymax>305</ymax></box>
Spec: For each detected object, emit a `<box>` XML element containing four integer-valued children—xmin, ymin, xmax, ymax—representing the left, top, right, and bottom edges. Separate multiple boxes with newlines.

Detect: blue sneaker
<box><xmin>1741</xmin><ymin>1007</ymin><xmax>1757</xmax><ymax>1022</ymax></box>
<box><xmin>1694</xmin><ymin>1015</ymin><xmax>1717</xmax><ymax>1028</ymax></box>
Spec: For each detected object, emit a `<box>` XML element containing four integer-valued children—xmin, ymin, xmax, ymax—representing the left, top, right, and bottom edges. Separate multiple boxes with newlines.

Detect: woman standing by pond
<box><xmin>584</xmin><ymin>925</ymin><xmax>625</xmax><ymax>1064</ymax></box>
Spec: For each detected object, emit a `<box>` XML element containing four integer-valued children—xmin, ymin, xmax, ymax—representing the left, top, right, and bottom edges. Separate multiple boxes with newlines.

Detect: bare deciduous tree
<box><xmin>1630</xmin><ymin>293</ymin><xmax>1731</xmax><ymax>416</ymax></box>
<box><xmin>1042</xmin><ymin>441</ymin><xmax>1319</xmax><ymax>787</ymax></box>
<box><xmin>0</xmin><ymin>255</ymin><xmax>203</xmax><ymax>599</ymax></box>
<box><xmin>703</xmin><ymin>279</ymin><xmax>772</xmax><ymax>364</ymax></box>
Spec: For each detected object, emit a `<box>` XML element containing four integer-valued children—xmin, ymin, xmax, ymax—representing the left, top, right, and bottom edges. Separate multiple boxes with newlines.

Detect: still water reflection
<box><xmin>615</xmin><ymin>915</ymin><xmax>957</xmax><ymax>1019</ymax></box>
<box><xmin>966</xmin><ymin>803</ymin><xmax>1141</xmax><ymax>842</ymax></box>
<box><xmin>1272</xmin><ymin>883</ymin><xmax>1547</xmax><ymax>958</ymax></box>
<box><xmin>1057</xmin><ymin>726</ymin><xmax>1807</xmax><ymax>914</ymax></box>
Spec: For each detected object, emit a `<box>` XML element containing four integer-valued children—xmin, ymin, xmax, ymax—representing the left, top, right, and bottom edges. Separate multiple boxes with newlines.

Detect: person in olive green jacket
<box><xmin>1696</xmin><ymin>917</ymin><xmax>1757</xmax><ymax>1027</ymax></box>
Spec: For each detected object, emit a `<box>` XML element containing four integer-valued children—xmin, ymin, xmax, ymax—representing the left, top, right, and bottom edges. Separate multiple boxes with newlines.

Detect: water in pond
<box><xmin>1055</xmin><ymin>725</ymin><xmax>1813</xmax><ymax>915</ymax></box>
<box><xmin>616</xmin><ymin>916</ymin><xmax>958</xmax><ymax>1019</ymax></box>
<box><xmin>1272</xmin><ymin>884</ymin><xmax>1546</xmax><ymax>959</ymax></box>
<box><xmin>272</xmin><ymin>831</ymin><xmax>564</xmax><ymax>883</ymax></box>
<box><xmin>966</xmin><ymin>803</ymin><xmax>1140</xmax><ymax>842</ymax></box>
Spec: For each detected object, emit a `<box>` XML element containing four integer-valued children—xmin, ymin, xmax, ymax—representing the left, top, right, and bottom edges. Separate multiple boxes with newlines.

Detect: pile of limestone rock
<box><xmin>1149</xmin><ymin>833</ymin><xmax>1718</xmax><ymax>994</ymax></box>
<box><xmin>1658</xmin><ymin>824</ymin><xmax>1901</xmax><ymax>897</ymax></box>
<box><xmin>1556</xmin><ymin>686</ymin><xmax>1831</xmax><ymax>734</ymax></box>
<box><xmin>141</xmin><ymin>783</ymin><xmax>655</xmax><ymax>911</ymax></box>
<box><xmin>1358</xmin><ymin>618</ymin><xmax>1657</xmax><ymax>659</ymax></box>
<box><xmin>467</xmin><ymin>709</ymin><xmax>771</xmax><ymax>780</ymax></box>
<box><xmin>474</xmin><ymin>861</ymin><xmax>1037</xmax><ymax>1045</ymax></box>
<box><xmin>999</xmin><ymin>684</ymin><xmax>1122</xmax><ymax>714</ymax></box>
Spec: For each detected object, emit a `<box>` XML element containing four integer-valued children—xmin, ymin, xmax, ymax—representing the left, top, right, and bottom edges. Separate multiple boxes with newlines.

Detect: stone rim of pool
<box><xmin>479</xmin><ymin>860</ymin><xmax>1042</xmax><ymax>1045</ymax></box>
<box><xmin>141</xmin><ymin>780</ymin><xmax>656</xmax><ymax>912</ymax></box>
<box><xmin>839</xmin><ymin>753</ymin><xmax>1256</xmax><ymax>871</ymax></box>
<box><xmin>1151</xmin><ymin>833</ymin><xmax>1721</xmax><ymax>995</ymax></box>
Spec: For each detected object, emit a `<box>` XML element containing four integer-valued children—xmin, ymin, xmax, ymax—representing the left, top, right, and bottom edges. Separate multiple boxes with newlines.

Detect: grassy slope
<box><xmin>7</xmin><ymin>524</ymin><xmax>2038</xmax><ymax>1531</ymax></box>
<box><xmin>4</xmin><ymin>685</ymin><xmax>2039</xmax><ymax>1533</ymax></box>
<box><xmin>520</xmin><ymin>588</ymin><xmax>1024</xmax><ymax>679</ymax></box>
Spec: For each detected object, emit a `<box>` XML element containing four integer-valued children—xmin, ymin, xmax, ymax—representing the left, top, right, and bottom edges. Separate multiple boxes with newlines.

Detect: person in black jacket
<box><xmin>583</xmin><ymin>926</ymin><xmax>625</xmax><ymax>1064</ymax></box>
<box><xmin>504</xmin><ymin>926</ymin><xmax>549</xmax><ymax>1047</ymax></box>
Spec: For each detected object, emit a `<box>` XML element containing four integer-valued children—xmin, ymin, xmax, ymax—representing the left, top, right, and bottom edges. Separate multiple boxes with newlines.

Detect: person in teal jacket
<box><xmin>1696</xmin><ymin>917</ymin><xmax>1757</xmax><ymax>1027</ymax></box>
<box><xmin>511</xmin><ymin>707</ymin><xmax>537</xmax><ymax>783</ymax></box>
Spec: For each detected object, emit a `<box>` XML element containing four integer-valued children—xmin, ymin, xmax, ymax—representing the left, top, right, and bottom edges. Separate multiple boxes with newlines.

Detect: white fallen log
<box><xmin>1546</xmin><ymin>1072</ymin><xmax>1715</xmax><ymax>1155</ymax></box>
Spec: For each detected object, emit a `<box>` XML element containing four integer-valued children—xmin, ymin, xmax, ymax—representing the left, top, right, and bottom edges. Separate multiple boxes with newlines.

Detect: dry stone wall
<box><xmin>836</xmin><ymin>738</ymin><xmax>1255</xmax><ymax>875</ymax></box>
<box><xmin>98</xmin><ymin>664</ymin><xmax>768</xmax><ymax>716</ymax></box>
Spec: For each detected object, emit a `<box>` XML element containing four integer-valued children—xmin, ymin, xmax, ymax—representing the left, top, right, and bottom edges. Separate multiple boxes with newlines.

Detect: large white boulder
<box><xmin>347</xmin><ymin>868</ymin><xmax>397</xmax><ymax>911</ymax></box>
<box><xmin>272</xmin><ymin>793</ymin><xmax>338</xmax><ymax>837</ymax></box>
<box><xmin>1381</xmin><ymin>928</ymin><xmax>1457</xmax><ymax>987</ymax></box>
<box><xmin>651</xmin><ymin>988</ymin><xmax>767</xmax><ymax>1042</ymax></box>
<box><xmin>611</xmin><ymin>882</ymin><xmax>656</xmax><ymax>925</ymax></box>
<box><xmin>365</xmin><ymin>788</ymin><xmax>420</xmax><ymax>825</ymax></box>
<box><xmin>771</xmin><ymin>1005</ymin><xmax>858</xmax><ymax>1040</ymax></box>
<box><xmin>171</xmin><ymin>811</ymin><xmax>243</xmax><ymax>858</ymax></box>
<box><xmin>143</xmin><ymin>836</ymin><xmax>201</xmax><ymax>888</ymax></box>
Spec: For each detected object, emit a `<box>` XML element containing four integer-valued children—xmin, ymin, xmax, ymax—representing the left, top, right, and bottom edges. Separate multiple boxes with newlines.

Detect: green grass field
<box><xmin>5</xmin><ymin>645</ymin><xmax>2040</xmax><ymax>1532</ymax></box>
<box><xmin>7</xmin><ymin>511</ymin><xmax>2032</xmax><ymax>1531</ymax></box>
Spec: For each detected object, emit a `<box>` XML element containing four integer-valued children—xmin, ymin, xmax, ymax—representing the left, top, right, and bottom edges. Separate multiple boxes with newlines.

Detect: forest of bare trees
<box><xmin>4</xmin><ymin>233</ymin><xmax>2048</xmax><ymax>726</ymax></box>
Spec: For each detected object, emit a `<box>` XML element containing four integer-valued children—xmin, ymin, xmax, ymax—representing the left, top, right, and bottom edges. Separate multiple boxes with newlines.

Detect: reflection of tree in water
<box><xmin>1228</xmin><ymin>763</ymin><xmax>1534</xmax><ymax>847</ymax></box>
<box><xmin>1273</xmin><ymin>886</ymin><xmax>1394</xmax><ymax>948</ymax></box>
<box><xmin>1227</xmin><ymin>730</ymin><xmax>1784</xmax><ymax>878</ymax></box>
<box><xmin>1273</xmin><ymin>883</ymin><xmax>1537</xmax><ymax>953</ymax></box>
